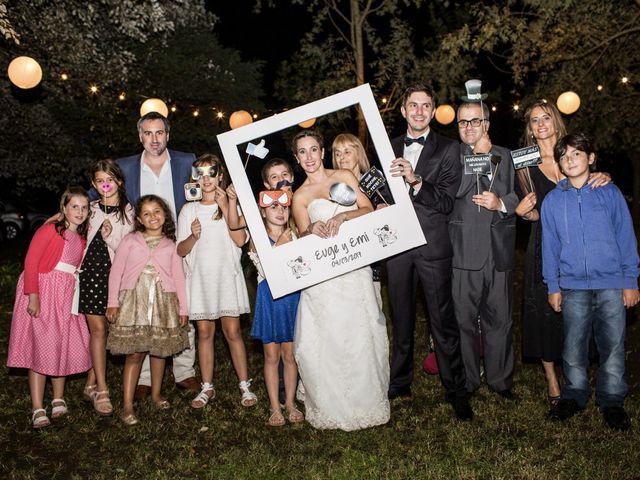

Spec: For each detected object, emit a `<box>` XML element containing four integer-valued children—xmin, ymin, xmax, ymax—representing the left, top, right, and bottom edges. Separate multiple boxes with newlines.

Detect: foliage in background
<box><xmin>260</xmin><ymin>0</ymin><xmax>474</xmax><ymax>136</ymax></box>
<box><xmin>1</xmin><ymin>1</ymin><xmax>263</xmax><ymax>199</ymax></box>
<box><xmin>441</xmin><ymin>0</ymin><xmax>640</xmax><ymax>215</ymax></box>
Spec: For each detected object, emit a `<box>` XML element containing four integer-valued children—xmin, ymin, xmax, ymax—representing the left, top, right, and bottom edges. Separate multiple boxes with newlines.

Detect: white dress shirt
<box><xmin>139</xmin><ymin>151</ymin><xmax>177</xmax><ymax>221</ymax></box>
<box><xmin>403</xmin><ymin>130</ymin><xmax>430</xmax><ymax>193</ymax></box>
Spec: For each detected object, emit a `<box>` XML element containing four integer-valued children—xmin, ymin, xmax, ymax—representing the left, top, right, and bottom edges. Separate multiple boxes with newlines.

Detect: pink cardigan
<box><xmin>107</xmin><ymin>232</ymin><xmax>188</xmax><ymax>315</ymax></box>
<box><xmin>23</xmin><ymin>223</ymin><xmax>86</xmax><ymax>295</ymax></box>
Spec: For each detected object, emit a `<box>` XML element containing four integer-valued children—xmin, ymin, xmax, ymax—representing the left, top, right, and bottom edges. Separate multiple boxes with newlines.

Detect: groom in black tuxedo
<box><xmin>387</xmin><ymin>84</ymin><xmax>472</xmax><ymax>421</ymax></box>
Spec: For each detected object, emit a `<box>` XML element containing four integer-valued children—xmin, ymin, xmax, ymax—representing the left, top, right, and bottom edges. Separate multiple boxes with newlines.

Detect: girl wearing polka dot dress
<box><xmin>7</xmin><ymin>187</ymin><xmax>93</xmax><ymax>429</ymax></box>
<box><xmin>106</xmin><ymin>195</ymin><xmax>189</xmax><ymax>425</ymax></box>
<box><xmin>79</xmin><ymin>159</ymin><xmax>134</xmax><ymax>416</ymax></box>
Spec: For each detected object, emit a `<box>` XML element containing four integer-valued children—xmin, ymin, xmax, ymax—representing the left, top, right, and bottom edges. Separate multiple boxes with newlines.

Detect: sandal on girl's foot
<box><xmin>239</xmin><ymin>380</ymin><xmax>257</xmax><ymax>407</ymax></box>
<box><xmin>121</xmin><ymin>413</ymin><xmax>139</xmax><ymax>426</ymax></box>
<box><xmin>286</xmin><ymin>405</ymin><xmax>305</xmax><ymax>424</ymax></box>
<box><xmin>32</xmin><ymin>408</ymin><xmax>50</xmax><ymax>429</ymax></box>
<box><xmin>267</xmin><ymin>408</ymin><xmax>285</xmax><ymax>427</ymax></box>
<box><xmin>51</xmin><ymin>399</ymin><xmax>68</xmax><ymax>419</ymax></box>
<box><xmin>191</xmin><ymin>383</ymin><xmax>215</xmax><ymax>409</ymax></box>
<box><xmin>83</xmin><ymin>384</ymin><xmax>97</xmax><ymax>402</ymax></box>
<box><xmin>91</xmin><ymin>390</ymin><xmax>114</xmax><ymax>416</ymax></box>
<box><xmin>152</xmin><ymin>399</ymin><xmax>171</xmax><ymax>410</ymax></box>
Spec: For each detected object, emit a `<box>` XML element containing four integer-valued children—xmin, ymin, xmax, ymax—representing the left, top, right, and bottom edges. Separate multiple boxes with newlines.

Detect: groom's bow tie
<box><xmin>403</xmin><ymin>135</ymin><xmax>426</xmax><ymax>147</ymax></box>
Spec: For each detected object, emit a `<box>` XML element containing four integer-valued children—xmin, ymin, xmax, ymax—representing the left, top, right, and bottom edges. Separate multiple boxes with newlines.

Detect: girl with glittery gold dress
<box><xmin>106</xmin><ymin>195</ymin><xmax>189</xmax><ymax>425</ymax></box>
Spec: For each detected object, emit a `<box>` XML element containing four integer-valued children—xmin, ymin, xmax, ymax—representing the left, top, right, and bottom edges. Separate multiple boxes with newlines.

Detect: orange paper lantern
<box><xmin>435</xmin><ymin>105</ymin><xmax>455</xmax><ymax>125</ymax></box>
<box><xmin>229</xmin><ymin>110</ymin><xmax>253</xmax><ymax>129</ymax></box>
<box><xmin>298</xmin><ymin>118</ymin><xmax>317</xmax><ymax>128</ymax></box>
<box><xmin>8</xmin><ymin>56</ymin><xmax>43</xmax><ymax>89</ymax></box>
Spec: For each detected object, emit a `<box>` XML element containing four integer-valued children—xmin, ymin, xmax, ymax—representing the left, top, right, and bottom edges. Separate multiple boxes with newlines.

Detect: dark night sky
<box><xmin>206</xmin><ymin>1</ymin><xmax>310</xmax><ymax>109</ymax></box>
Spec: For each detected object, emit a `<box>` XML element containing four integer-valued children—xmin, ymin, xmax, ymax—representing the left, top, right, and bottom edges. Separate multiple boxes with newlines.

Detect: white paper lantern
<box><xmin>7</xmin><ymin>56</ymin><xmax>43</xmax><ymax>89</ymax></box>
<box><xmin>556</xmin><ymin>91</ymin><xmax>581</xmax><ymax>115</ymax></box>
<box><xmin>140</xmin><ymin>98</ymin><xmax>169</xmax><ymax>117</ymax></box>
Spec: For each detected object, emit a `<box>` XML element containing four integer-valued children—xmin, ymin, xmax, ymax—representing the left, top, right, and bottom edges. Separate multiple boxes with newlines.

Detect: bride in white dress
<box><xmin>291</xmin><ymin>130</ymin><xmax>390</xmax><ymax>431</ymax></box>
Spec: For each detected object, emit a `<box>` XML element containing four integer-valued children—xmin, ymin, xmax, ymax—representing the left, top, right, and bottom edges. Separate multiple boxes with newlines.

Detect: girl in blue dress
<box><xmin>248</xmin><ymin>189</ymin><xmax>302</xmax><ymax>427</ymax></box>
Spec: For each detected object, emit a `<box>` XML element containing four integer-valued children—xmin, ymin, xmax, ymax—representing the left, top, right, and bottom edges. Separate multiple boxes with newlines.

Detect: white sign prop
<box><xmin>511</xmin><ymin>145</ymin><xmax>542</xmax><ymax>169</ymax></box>
<box><xmin>217</xmin><ymin>84</ymin><xmax>426</xmax><ymax>298</ymax></box>
<box><xmin>463</xmin><ymin>154</ymin><xmax>492</xmax><ymax>175</ymax></box>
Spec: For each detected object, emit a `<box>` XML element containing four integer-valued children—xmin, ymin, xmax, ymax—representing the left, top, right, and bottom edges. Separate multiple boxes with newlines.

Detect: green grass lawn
<box><xmin>1</xmin><ymin>250</ymin><xmax>639</xmax><ymax>479</ymax></box>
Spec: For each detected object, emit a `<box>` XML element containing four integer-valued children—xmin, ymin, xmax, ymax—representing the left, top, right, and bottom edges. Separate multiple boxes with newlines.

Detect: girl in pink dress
<box><xmin>7</xmin><ymin>186</ymin><xmax>92</xmax><ymax>429</ymax></box>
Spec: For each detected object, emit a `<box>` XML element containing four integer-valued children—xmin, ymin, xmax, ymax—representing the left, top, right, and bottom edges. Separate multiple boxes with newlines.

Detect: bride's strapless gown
<box><xmin>295</xmin><ymin>199</ymin><xmax>390</xmax><ymax>431</ymax></box>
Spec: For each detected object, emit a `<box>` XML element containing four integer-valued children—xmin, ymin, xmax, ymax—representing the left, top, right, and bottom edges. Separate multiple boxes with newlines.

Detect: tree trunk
<box><xmin>351</xmin><ymin>0</ymin><xmax>367</xmax><ymax>143</ymax></box>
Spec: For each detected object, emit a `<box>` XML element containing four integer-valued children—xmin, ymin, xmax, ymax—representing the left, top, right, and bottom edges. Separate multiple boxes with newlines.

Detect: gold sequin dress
<box><xmin>107</xmin><ymin>235</ymin><xmax>189</xmax><ymax>357</ymax></box>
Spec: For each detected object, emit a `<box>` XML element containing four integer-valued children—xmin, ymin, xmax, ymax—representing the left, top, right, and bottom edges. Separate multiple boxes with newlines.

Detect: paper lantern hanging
<box><xmin>435</xmin><ymin>105</ymin><xmax>455</xmax><ymax>125</ymax></box>
<box><xmin>556</xmin><ymin>91</ymin><xmax>581</xmax><ymax>115</ymax></box>
<box><xmin>298</xmin><ymin>118</ymin><xmax>316</xmax><ymax>128</ymax></box>
<box><xmin>7</xmin><ymin>56</ymin><xmax>43</xmax><ymax>89</ymax></box>
<box><xmin>229</xmin><ymin>110</ymin><xmax>253</xmax><ymax>129</ymax></box>
<box><xmin>140</xmin><ymin>98</ymin><xmax>169</xmax><ymax>117</ymax></box>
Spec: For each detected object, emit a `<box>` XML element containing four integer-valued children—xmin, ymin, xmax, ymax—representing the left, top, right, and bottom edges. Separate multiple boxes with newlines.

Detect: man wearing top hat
<box><xmin>388</xmin><ymin>84</ymin><xmax>472</xmax><ymax>421</ymax></box>
<box><xmin>449</xmin><ymin>80</ymin><xmax>518</xmax><ymax>399</ymax></box>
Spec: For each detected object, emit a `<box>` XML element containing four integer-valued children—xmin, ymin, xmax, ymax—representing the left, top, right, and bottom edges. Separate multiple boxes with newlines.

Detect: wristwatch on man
<box><xmin>407</xmin><ymin>174</ymin><xmax>422</xmax><ymax>187</ymax></box>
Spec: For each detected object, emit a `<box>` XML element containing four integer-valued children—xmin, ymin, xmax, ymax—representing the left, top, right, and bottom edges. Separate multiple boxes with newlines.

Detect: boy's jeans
<box><xmin>561</xmin><ymin>289</ymin><xmax>628</xmax><ymax>409</ymax></box>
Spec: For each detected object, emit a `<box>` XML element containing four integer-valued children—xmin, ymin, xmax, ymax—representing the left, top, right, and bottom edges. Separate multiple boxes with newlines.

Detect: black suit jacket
<box><xmin>448</xmin><ymin>143</ymin><xmax>517</xmax><ymax>271</ymax></box>
<box><xmin>391</xmin><ymin>131</ymin><xmax>462</xmax><ymax>261</ymax></box>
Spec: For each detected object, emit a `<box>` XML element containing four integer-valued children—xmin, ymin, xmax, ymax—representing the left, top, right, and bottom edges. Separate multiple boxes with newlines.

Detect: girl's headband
<box><xmin>259</xmin><ymin>190</ymin><xmax>291</xmax><ymax>207</ymax></box>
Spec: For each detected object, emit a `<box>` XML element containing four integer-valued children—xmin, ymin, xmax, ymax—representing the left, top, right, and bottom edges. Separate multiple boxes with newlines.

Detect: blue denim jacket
<box><xmin>541</xmin><ymin>179</ymin><xmax>639</xmax><ymax>293</ymax></box>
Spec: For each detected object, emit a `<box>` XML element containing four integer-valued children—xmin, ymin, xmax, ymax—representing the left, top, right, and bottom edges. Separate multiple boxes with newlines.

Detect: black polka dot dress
<box><xmin>79</xmin><ymin>205</ymin><xmax>116</xmax><ymax>316</ymax></box>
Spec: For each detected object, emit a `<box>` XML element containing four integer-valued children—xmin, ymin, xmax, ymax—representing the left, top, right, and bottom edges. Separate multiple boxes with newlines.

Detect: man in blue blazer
<box><xmin>118</xmin><ymin>111</ymin><xmax>199</xmax><ymax>397</ymax></box>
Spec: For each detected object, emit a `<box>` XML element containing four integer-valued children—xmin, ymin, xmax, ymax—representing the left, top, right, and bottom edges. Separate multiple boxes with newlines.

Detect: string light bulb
<box><xmin>621</xmin><ymin>76</ymin><xmax>629</xmax><ymax>84</ymax></box>
<box><xmin>513</xmin><ymin>104</ymin><xmax>520</xmax><ymax>112</ymax></box>
<box><xmin>60</xmin><ymin>73</ymin><xmax>68</xmax><ymax>81</ymax></box>
<box><xmin>253</xmin><ymin>113</ymin><xmax>258</xmax><ymax>119</ymax></box>
<box><xmin>491</xmin><ymin>106</ymin><xmax>497</xmax><ymax>112</ymax></box>
<box><xmin>118</xmin><ymin>92</ymin><xmax>126</xmax><ymax>101</ymax></box>
<box><xmin>216</xmin><ymin>111</ymin><xmax>224</xmax><ymax>119</ymax></box>
<box><xmin>170</xmin><ymin>105</ymin><xmax>177</xmax><ymax>113</ymax></box>
<box><xmin>381</xmin><ymin>97</ymin><xmax>388</xmax><ymax>104</ymax></box>
<box><xmin>89</xmin><ymin>85</ymin><xmax>99</xmax><ymax>94</ymax></box>
<box><xmin>597</xmin><ymin>85</ymin><xmax>604</xmax><ymax>91</ymax></box>
<box><xmin>193</xmin><ymin>109</ymin><xmax>199</xmax><ymax>117</ymax></box>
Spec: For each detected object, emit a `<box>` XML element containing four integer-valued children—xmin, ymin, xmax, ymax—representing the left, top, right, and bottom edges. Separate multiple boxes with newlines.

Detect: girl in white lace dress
<box><xmin>177</xmin><ymin>154</ymin><xmax>255</xmax><ymax>409</ymax></box>
<box><xmin>291</xmin><ymin>130</ymin><xmax>390</xmax><ymax>431</ymax></box>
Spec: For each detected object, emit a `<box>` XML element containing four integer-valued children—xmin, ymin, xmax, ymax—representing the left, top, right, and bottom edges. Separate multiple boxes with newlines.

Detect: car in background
<box><xmin>0</xmin><ymin>198</ymin><xmax>50</xmax><ymax>239</ymax></box>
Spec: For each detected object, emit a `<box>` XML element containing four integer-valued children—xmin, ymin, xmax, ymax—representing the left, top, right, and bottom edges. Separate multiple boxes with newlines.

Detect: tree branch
<box><xmin>560</xmin><ymin>25</ymin><xmax>640</xmax><ymax>62</ymax></box>
<box><xmin>327</xmin><ymin>8</ymin><xmax>353</xmax><ymax>48</ymax></box>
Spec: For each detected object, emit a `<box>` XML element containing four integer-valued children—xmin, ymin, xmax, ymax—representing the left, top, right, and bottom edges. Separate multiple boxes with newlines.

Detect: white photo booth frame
<box><xmin>217</xmin><ymin>84</ymin><xmax>426</xmax><ymax>298</ymax></box>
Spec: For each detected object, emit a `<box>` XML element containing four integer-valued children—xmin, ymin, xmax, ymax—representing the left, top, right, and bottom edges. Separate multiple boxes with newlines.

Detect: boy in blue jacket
<box><xmin>542</xmin><ymin>133</ymin><xmax>639</xmax><ymax>431</ymax></box>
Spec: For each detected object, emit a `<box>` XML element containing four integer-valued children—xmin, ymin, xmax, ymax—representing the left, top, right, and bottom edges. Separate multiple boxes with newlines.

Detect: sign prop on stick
<box><xmin>510</xmin><ymin>145</ymin><xmax>541</xmax><ymax>194</ymax></box>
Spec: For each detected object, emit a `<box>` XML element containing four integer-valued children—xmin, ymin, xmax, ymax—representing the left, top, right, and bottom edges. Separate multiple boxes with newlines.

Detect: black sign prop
<box><xmin>463</xmin><ymin>154</ymin><xmax>492</xmax><ymax>175</ymax></box>
<box><xmin>359</xmin><ymin>167</ymin><xmax>389</xmax><ymax>205</ymax></box>
<box><xmin>510</xmin><ymin>145</ymin><xmax>542</xmax><ymax>169</ymax></box>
